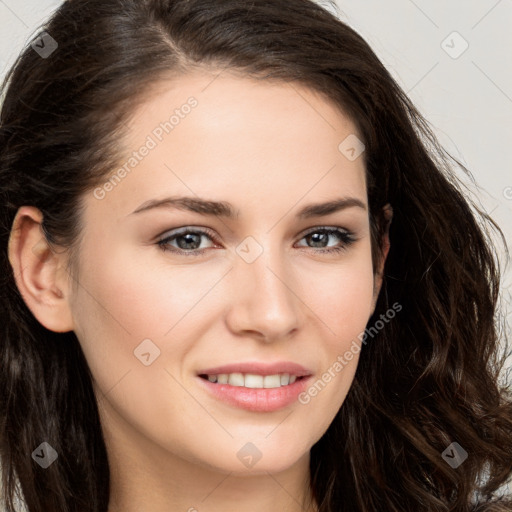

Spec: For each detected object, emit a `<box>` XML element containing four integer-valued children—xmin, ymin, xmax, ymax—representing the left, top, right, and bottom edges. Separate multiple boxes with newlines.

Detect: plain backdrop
<box><xmin>0</xmin><ymin>0</ymin><xmax>511</xmax><ymax>502</ymax></box>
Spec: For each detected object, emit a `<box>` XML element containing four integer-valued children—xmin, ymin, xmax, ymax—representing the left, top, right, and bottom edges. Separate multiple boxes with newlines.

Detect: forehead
<box><xmin>89</xmin><ymin>71</ymin><xmax>367</xmax><ymax>221</ymax></box>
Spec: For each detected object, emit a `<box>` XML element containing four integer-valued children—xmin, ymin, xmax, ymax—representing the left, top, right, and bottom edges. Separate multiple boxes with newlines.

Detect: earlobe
<box><xmin>7</xmin><ymin>206</ymin><xmax>74</xmax><ymax>333</ymax></box>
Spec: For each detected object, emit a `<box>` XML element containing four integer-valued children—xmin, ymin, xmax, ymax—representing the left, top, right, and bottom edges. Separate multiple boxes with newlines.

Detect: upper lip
<box><xmin>197</xmin><ymin>361</ymin><xmax>313</xmax><ymax>377</ymax></box>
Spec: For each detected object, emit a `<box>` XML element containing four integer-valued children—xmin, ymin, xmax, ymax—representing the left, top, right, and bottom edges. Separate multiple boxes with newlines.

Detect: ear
<box><xmin>7</xmin><ymin>206</ymin><xmax>75</xmax><ymax>333</ymax></box>
<box><xmin>371</xmin><ymin>203</ymin><xmax>393</xmax><ymax>313</ymax></box>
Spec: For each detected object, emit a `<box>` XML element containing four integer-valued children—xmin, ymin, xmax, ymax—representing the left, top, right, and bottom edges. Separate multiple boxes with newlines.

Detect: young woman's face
<box><xmin>68</xmin><ymin>71</ymin><xmax>384</xmax><ymax>475</ymax></box>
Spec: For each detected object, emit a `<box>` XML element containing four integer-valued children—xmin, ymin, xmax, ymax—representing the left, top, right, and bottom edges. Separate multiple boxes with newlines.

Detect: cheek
<box><xmin>295</xmin><ymin>245</ymin><xmax>374</xmax><ymax>410</ymax></box>
<box><xmin>68</xmin><ymin>243</ymin><xmax>173</xmax><ymax>389</ymax></box>
<box><xmin>74</xmin><ymin>241</ymin><xmax>203</xmax><ymax>338</ymax></box>
<box><xmin>69</xmin><ymin>239</ymin><xmax>232</xmax><ymax>395</ymax></box>
<box><xmin>300</xmin><ymin>245</ymin><xmax>376</xmax><ymax>348</ymax></box>
<box><xmin>68</xmin><ymin>245</ymin><xmax>203</xmax><ymax>444</ymax></box>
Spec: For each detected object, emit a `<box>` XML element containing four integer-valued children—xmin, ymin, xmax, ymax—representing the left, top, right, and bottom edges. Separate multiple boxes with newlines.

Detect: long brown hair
<box><xmin>1</xmin><ymin>1</ymin><xmax>511</xmax><ymax>510</ymax></box>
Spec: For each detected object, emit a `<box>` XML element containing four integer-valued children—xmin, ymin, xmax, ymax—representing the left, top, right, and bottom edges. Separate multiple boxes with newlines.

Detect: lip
<box><xmin>196</xmin><ymin>374</ymin><xmax>313</xmax><ymax>412</ymax></box>
<box><xmin>195</xmin><ymin>361</ymin><xmax>314</xmax><ymax>413</ymax></box>
<box><xmin>196</xmin><ymin>361</ymin><xmax>313</xmax><ymax>377</ymax></box>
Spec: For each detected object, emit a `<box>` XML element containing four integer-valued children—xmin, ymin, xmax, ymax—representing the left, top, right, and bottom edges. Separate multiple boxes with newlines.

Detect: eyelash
<box><xmin>156</xmin><ymin>226</ymin><xmax>356</xmax><ymax>257</ymax></box>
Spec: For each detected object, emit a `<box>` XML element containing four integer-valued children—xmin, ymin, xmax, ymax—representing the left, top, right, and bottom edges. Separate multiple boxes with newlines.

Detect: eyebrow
<box><xmin>129</xmin><ymin>196</ymin><xmax>367</xmax><ymax>219</ymax></box>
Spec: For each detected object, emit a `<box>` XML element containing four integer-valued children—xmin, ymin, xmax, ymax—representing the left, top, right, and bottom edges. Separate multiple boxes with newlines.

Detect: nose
<box><xmin>224</xmin><ymin>244</ymin><xmax>301</xmax><ymax>343</ymax></box>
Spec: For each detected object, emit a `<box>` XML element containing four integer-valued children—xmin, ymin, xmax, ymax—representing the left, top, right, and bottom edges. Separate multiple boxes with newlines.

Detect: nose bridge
<box><xmin>226</xmin><ymin>234</ymin><xmax>301</xmax><ymax>340</ymax></box>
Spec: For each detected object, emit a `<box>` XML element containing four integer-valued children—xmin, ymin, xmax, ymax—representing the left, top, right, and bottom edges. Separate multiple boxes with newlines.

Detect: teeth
<box><xmin>217</xmin><ymin>374</ymin><xmax>229</xmax><ymax>384</ymax></box>
<box><xmin>244</xmin><ymin>374</ymin><xmax>263</xmax><ymax>388</ymax></box>
<box><xmin>228</xmin><ymin>373</ymin><xmax>244</xmax><ymax>387</ymax></box>
<box><xmin>204</xmin><ymin>372</ymin><xmax>301</xmax><ymax>388</ymax></box>
<box><xmin>263</xmin><ymin>375</ymin><xmax>281</xmax><ymax>388</ymax></box>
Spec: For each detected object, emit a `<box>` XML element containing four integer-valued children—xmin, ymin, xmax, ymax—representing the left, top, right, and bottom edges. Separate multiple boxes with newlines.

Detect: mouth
<box><xmin>198</xmin><ymin>373</ymin><xmax>308</xmax><ymax>389</ymax></box>
<box><xmin>195</xmin><ymin>362</ymin><xmax>313</xmax><ymax>411</ymax></box>
<box><xmin>196</xmin><ymin>371</ymin><xmax>312</xmax><ymax>412</ymax></box>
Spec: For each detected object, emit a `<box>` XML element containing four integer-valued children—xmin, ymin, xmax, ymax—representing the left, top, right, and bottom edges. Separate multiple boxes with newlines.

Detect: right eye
<box><xmin>156</xmin><ymin>227</ymin><xmax>218</xmax><ymax>256</ymax></box>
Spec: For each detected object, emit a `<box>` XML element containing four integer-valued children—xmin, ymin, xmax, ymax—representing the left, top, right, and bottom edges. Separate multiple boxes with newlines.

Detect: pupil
<box><xmin>309</xmin><ymin>233</ymin><xmax>327</xmax><ymax>248</ymax></box>
<box><xmin>178</xmin><ymin>233</ymin><xmax>200</xmax><ymax>249</ymax></box>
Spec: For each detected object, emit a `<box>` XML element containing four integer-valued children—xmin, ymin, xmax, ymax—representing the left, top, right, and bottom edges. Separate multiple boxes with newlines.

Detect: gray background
<box><xmin>0</xmin><ymin>0</ymin><xmax>511</xmax><ymax>497</ymax></box>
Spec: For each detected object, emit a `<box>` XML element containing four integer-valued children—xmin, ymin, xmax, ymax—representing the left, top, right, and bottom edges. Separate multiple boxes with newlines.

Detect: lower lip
<box><xmin>196</xmin><ymin>376</ymin><xmax>312</xmax><ymax>412</ymax></box>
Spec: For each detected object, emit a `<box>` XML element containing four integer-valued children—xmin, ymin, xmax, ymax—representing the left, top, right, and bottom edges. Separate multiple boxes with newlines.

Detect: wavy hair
<box><xmin>1</xmin><ymin>0</ymin><xmax>511</xmax><ymax>510</ymax></box>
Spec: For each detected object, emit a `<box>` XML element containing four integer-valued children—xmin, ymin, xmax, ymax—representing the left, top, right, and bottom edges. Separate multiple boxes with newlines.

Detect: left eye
<box><xmin>157</xmin><ymin>228</ymin><xmax>217</xmax><ymax>254</ymax></box>
<box><xmin>157</xmin><ymin>226</ymin><xmax>355</xmax><ymax>256</ymax></box>
<box><xmin>296</xmin><ymin>227</ymin><xmax>355</xmax><ymax>253</ymax></box>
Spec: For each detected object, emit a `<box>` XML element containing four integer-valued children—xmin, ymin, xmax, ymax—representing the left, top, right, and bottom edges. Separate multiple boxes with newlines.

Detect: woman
<box><xmin>1</xmin><ymin>0</ymin><xmax>511</xmax><ymax>511</ymax></box>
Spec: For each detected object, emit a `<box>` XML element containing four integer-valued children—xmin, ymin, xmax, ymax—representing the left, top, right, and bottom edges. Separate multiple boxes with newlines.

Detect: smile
<box><xmin>199</xmin><ymin>372</ymin><xmax>304</xmax><ymax>388</ymax></box>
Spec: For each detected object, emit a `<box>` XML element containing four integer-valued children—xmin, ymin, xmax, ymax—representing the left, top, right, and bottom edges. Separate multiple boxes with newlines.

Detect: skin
<box><xmin>8</xmin><ymin>70</ymin><xmax>391</xmax><ymax>512</ymax></box>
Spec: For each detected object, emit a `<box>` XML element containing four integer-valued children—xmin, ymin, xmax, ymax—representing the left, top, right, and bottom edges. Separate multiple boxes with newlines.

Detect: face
<box><xmin>65</xmin><ymin>71</ymin><xmax>386</xmax><ymax>475</ymax></box>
